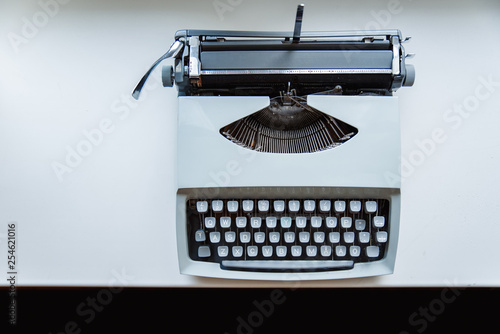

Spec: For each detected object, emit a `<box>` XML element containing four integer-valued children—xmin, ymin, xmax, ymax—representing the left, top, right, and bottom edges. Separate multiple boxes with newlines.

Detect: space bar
<box><xmin>221</xmin><ymin>260</ymin><xmax>354</xmax><ymax>272</ymax></box>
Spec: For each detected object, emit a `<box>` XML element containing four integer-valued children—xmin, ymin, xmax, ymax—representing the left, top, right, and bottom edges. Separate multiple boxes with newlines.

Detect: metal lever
<box><xmin>292</xmin><ymin>3</ymin><xmax>304</xmax><ymax>43</ymax></box>
<box><xmin>131</xmin><ymin>40</ymin><xmax>184</xmax><ymax>100</ymax></box>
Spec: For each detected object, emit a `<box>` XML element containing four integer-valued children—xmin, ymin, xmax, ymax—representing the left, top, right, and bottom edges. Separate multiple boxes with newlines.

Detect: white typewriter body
<box><xmin>132</xmin><ymin>5</ymin><xmax>413</xmax><ymax>281</ymax></box>
<box><xmin>176</xmin><ymin>94</ymin><xmax>401</xmax><ymax>280</ymax></box>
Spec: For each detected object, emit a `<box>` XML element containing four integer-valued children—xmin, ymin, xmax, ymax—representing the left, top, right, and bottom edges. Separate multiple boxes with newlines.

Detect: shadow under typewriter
<box><xmin>220</xmin><ymin>93</ymin><xmax>358</xmax><ymax>154</ymax></box>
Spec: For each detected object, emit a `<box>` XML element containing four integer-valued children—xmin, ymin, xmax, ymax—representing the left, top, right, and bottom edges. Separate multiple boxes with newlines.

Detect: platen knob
<box><xmin>403</xmin><ymin>64</ymin><xmax>415</xmax><ymax>87</ymax></box>
<box><xmin>162</xmin><ymin>65</ymin><xmax>174</xmax><ymax>87</ymax></box>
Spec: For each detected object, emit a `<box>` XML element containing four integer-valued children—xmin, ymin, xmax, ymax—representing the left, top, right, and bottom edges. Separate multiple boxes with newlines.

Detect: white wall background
<box><xmin>0</xmin><ymin>0</ymin><xmax>499</xmax><ymax>287</ymax></box>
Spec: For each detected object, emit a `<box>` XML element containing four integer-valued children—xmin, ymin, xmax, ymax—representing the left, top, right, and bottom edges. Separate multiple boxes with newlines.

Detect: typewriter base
<box><xmin>176</xmin><ymin>95</ymin><xmax>401</xmax><ymax>280</ymax></box>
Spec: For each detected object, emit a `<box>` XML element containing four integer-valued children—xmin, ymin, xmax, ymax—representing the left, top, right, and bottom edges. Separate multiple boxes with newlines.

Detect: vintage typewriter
<box><xmin>133</xmin><ymin>5</ymin><xmax>415</xmax><ymax>280</ymax></box>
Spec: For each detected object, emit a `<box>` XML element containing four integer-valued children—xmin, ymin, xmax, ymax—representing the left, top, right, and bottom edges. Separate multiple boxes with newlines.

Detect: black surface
<box><xmin>1</xmin><ymin>287</ymin><xmax>498</xmax><ymax>333</ymax></box>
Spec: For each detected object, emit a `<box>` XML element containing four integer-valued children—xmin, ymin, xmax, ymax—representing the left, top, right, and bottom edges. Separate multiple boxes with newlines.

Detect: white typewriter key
<box><xmin>262</xmin><ymin>246</ymin><xmax>273</xmax><ymax>257</ymax></box>
<box><xmin>288</xmin><ymin>200</ymin><xmax>300</xmax><ymax>212</ymax></box>
<box><xmin>218</xmin><ymin>246</ymin><xmax>228</xmax><ymax>257</ymax></box>
<box><xmin>299</xmin><ymin>231</ymin><xmax>310</xmax><ymax>243</ymax></box>
<box><xmin>251</xmin><ymin>217</ymin><xmax>262</xmax><ymax>228</ymax></box>
<box><xmin>225</xmin><ymin>231</ymin><xmax>236</xmax><ymax>243</ymax></box>
<box><xmin>196</xmin><ymin>201</ymin><xmax>208</xmax><ymax>213</ymax></box>
<box><xmin>258</xmin><ymin>200</ymin><xmax>269</xmax><ymax>212</ymax></box>
<box><xmin>220</xmin><ymin>217</ymin><xmax>231</xmax><ymax>228</ymax></box>
<box><xmin>341</xmin><ymin>217</ymin><xmax>352</xmax><ymax>228</ymax></box>
<box><xmin>291</xmin><ymin>246</ymin><xmax>302</xmax><ymax>257</ymax></box>
<box><xmin>376</xmin><ymin>231</ymin><xmax>388</xmax><ymax>243</ymax></box>
<box><xmin>296</xmin><ymin>216</ymin><xmax>307</xmax><ymax>228</ymax></box>
<box><xmin>198</xmin><ymin>246</ymin><xmax>211</xmax><ymax>258</ymax></box>
<box><xmin>350</xmin><ymin>246</ymin><xmax>361</xmax><ymax>257</ymax></box>
<box><xmin>247</xmin><ymin>246</ymin><xmax>258</xmax><ymax>257</ymax></box>
<box><xmin>212</xmin><ymin>200</ymin><xmax>223</xmax><ymax>212</ymax></box>
<box><xmin>227</xmin><ymin>201</ymin><xmax>238</xmax><ymax>213</ymax></box>
<box><xmin>329</xmin><ymin>232</ymin><xmax>340</xmax><ymax>243</ymax></box>
<box><xmin>365</xmin><ymin>201</ymin><xmax>377</xmax><ymax>213</ymax></box>
<box><xmin>280</xmin><ymin>217</ymin><xmax>292</xmax><ymax>228</ymax></box>
<box><xmin>240</xmin><ymin>232</ymin><xmax>251</xmax><ymax>243</ymax></box>
<box><xmin>254</xmin><ymin>232</ymin><xmax>265</xmax><ymax>243</ymax></box>
<box><xmin>335</xmin><ymin>245</ymin><xmax>346</xmax><ymax>257</ymax></box>
<box><xmin>311</xmin><ymin>216</ymin><xmax>322</xmax><ymax>228</ymax></box>
<box><xmin>326</xmin><ymin>217</ymin><xmax>337</xmax><ymax>228</ymax></box>
<box><xmin>235</xmin><ymin>217</ymin><xmax>247</xmax><ymax>228</ymax></box>
<box><xmin>366</xmin><ymin>246</ymin><xmax>380</xmax><ymax>258</ymax></box>
<box><xmin>319</xmin><ymin>200</ymin><xmax>331</xmax><ymax>212</ymax></box>
<box><xmin>304</xmin><ymin>200</ymin><xmax>315</xmax><ymax>212</ymax></box>
<box><xmin>232</xmin><ymin>246</ymin><xmax>243</xmax><ymax>257</ymax></box>
<box><xmin>314</xmin><ymin>232</ymin><xmax>325</xmax><ymax>243</ymax></box>
<box><xmin>209</xmin><ymin>232</ymin><xmax>221</xmax><ymax>243</ymax></box>
<box><xmin>273</xmin><ymin>200</ymin><xmax>285</xmax><ymax>213</ymax></box>
<box><xmin>242</xmin><ymin>200</ymin><xmax>254</xmax><ymax>212</ymax></box>
<box><xmin>355</xmin><ymin>219</ymin><xmax>366</xmax><ymax>231</ymax></box>
<box><xmin>373</xmin><ymin>216</ymin><xmax>385</xmax><ymax>228</ymax></box>
<box><xmin>195</xmin><ymin>230</ymin><xmax>206</xmax><ymax>242</ymax></box>
<box><xmin>204</xmin><ymin>217</ymin><xmax>216</xmax><ymax>228</ymax></box>
<box><xmin>306</xmin><ymin>246</ymin><xmax>317</xmax><ymax>257</ymax></box>
<box><xmin>359</xmin><ymin>232</ymin><xmax>371</xmax><ymax>243</ymax></box>
<box><xmin>334</xmin><ymin>200</ymin><xmax>346</xmax><ymax>213</ymax></box>
<box><xmin>276</xmin><ymin>246</ymin><xmax>287</xmax><ymax>257</ymax></box>
<box><xmin>269</xmin><ymin>232</ymin><xmax>280</xmax><ymax>243</ymax></box>
<box><xmin>349</xmin><ymin>200</ymin><xmax>362</xmax><ymax>213</ymax></box>
<box><xmin>284</xmin><ymin>232</ymin><xmax>295</xmax><ymax>243</ymax></box>
<box><xmin>266</xmin><ymin>217</ymin><xmax>277</xmax><ymax>228</ymax></box>
<box><xmin>344</xmin><ymin>232</ymin><xmax>355</xmax><ymax>243</ymax></box>
<box><xmin>320</xmin><ymin>245</ymin><xmax>332</xmax><ymax>257</ymax></box>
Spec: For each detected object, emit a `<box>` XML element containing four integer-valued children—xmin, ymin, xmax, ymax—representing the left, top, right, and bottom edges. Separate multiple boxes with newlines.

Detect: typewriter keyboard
<box><xmin>186</xmin><ymin>198</ymin><xmax>389</xmax><ymax>272</ymax></box>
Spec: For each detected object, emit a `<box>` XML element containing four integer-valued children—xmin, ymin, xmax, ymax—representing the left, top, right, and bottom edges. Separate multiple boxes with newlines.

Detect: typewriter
<box><xmin>133</xmin><ymin>5</ymin><xmax>415</xmax><ymax>280</ymax></box>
